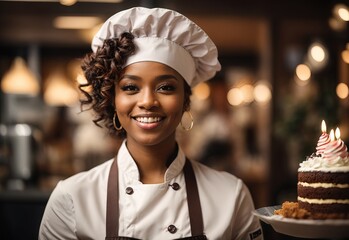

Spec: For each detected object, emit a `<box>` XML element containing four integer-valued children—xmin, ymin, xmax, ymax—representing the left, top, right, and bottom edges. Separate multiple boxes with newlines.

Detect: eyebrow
<box><xmin>120</xmin><ymin>74</ymin><xmax>179</xmax><ymax>82</ymax></box>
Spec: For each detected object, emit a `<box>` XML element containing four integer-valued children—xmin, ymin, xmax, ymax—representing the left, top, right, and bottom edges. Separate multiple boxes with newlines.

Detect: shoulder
<box><xmin>44</xmin><ymin>159</ymin><xmax>114</xmax><ymax>237</ymax></box>
<box><xmin>51</xmin><ymin>160</ymin><xmax>113</xmax><ymax>201</ymax></box>
<box><xmin>190</xmin><ymin>160</ymin><xmax>242</xmax><ymax>186</ymax></box>
<box><xmin>57</xmin><ymin>158</ymin><xmax>114</xmax><ymax>195</ymax></box>
<box><xmin>189</xmin><ymin>159</ymin><xmax>256</xmax><ymax>206</ymax></box>
<box><xmin>46</xmin><ymin>159</ymin><xmax>113</xmax><ymax>207</ymax></box>
<box><xmin>40</xmin><ymin>159</ymin><xmax>114</xmax><ymax>239</ymax></box>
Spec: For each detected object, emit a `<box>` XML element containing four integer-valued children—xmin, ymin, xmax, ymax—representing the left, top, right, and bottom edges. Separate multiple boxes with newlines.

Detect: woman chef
<box><xmin>39</xmin><ymin>7</ymin><xmax>263</xmax><ymax>240</ymax></box>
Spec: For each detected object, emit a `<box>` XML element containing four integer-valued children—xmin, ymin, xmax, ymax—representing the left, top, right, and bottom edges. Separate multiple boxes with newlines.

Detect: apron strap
<box><xmin>105</xmin><ymin>158</ymin><xmax>204</xmax><ymax>239</ymax></box>
<box><xmin>106</xmin><ymin>158</ymin><xmax>118</xmax><ymax>239</ymax></box>
<box><xmin>183</xmin><ymin>159</ymin><xmax>204</xmax><ymax>236</ymax></box>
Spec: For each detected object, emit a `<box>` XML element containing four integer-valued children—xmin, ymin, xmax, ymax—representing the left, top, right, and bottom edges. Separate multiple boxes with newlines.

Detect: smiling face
<box><xmin>114</xmin><ymin>61</ymin><xmax>186</xmax><ymax>148</ymax></box>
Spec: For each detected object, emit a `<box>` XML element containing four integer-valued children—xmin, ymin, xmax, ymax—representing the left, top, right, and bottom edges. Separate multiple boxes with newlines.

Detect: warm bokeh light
<box><xmin>227</xmin><ymin>88</ymin><xmax>243</xmax><ymax>106</ymax></box>
<box><xmin>193</xmin><ymin>82</ymin><xmax>210</xmax><ymax>101</ymax></box>
<box><xmin>54</xmin><ymin>16</ymin><xmax>102</xmax><ymax>29</ymax></box>
<box><xmin>44</xmin><ymin>71</ymin><xmax>79</xmax><ymax>106</ymax></box>
<box><xmin>307</xmin><ymin>42</ymin><xmax>329</xmax><ymax>72</ymax></box>
<box><xmin>334</xmin><ymin>4</ymin><xmax>349</xmax><ymax>21</ymax></box>
<box><xmin>310</xmin><ymin>45</ymin><xmax>326</xmax><ymax>62</ymax></box>
<box><xmin>342</xmin><ymin>49</ymin><xmax>349</xmax><ymax>64</ymax></box>
<box><xmin>295</xmin><ymin>64</ymin><xmax>311</xmax><ymax>81</ymax></box>
<box><xmin>338</xmin><ymin>6</ymin><xmax>349</xmax><ymax>21</ymax></box>
<box><xmin>336</xmin><ymin>83</ymin><xmax>349</xmax><ymax>99</ymax></box>
<box><xmin>1</xmin><ymin>57</ymin><xmax>39</xmax><ymax>95</ymax></box>
<box><xmin>240</xmin><ymin>84</ymin><xmax>254</xmax><ymax>103</ymax></box>
<box><xmin>60</xmin><ymin>0</ymin><xmax>77</xmax><ymax>6</ymax></box>
<box><xmin>254</xmin><ymin>83</ymin><xmax>272</xmax><ymax>103</ymax></box>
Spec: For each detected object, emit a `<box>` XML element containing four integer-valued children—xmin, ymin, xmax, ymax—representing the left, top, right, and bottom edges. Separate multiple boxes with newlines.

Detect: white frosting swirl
<box><xmin>316</xmin><ymin>132</ymin><xmax>330</xmax><ymax>155</ymax></box>
<box><xmin>299</xmin><ymin>155</ymin><xmax>349</xmax><ymax>172</ymax></box>
<box><xmin>299</xmin><ymin>132</ymin><xmax>349</xmax><ymax>172</ymax></box>
<box><xmin>323</xmin><ymin>139</ymin><xmax>349</xmax><ymax>161</ymax></box>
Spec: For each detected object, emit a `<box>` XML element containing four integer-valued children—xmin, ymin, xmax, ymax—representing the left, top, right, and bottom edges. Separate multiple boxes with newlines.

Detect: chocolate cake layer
<box><xmin>298</xmin><ymin>185</ymin><xmax>349</xmax><ymax>199</ymax></box>
<box><xmin>298</xmin><ymin>171</ymin><xmax>349</xmax><ymax>184</ymax></box>
<box><xmin>298</xmin><ymin>201</ymin><xmax>349</xmax><ymax>214</ymax></box>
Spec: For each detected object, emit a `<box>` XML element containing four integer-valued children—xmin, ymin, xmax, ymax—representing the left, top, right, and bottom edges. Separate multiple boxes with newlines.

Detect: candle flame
<box><xmin>329</xmin><ymin>129</ymin><xmax>335</xmax><ymax>141</ymax></box>
<box><xmin>321</xmin><ymin>120</ymin><xmax>327</xmax><ymax>133</ymax></box>
<box><xmin>335</xmin><ymin>127</ymin><xmax>341</xmax><ymax>140</ymax></box>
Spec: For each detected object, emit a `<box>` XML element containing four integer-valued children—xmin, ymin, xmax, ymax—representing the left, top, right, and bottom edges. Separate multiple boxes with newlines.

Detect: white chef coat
<box><xmin>39</xmin><ymin>141</ymin><xmax>263</xmax><ymax>240</ymax></box>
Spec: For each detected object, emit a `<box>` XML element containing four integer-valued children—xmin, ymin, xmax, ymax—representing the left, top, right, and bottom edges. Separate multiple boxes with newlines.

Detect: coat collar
<box><xmin>117</xmin><ymin>140</ymin><xmax>186</xmax><ymax>183</ymax></box>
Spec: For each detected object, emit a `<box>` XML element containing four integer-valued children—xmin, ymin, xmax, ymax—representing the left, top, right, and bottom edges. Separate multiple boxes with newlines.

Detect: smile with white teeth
<box><xmin>135</xmin><ymin>117</ymin><xmax>162</xmax><ymax>123</ymax></box>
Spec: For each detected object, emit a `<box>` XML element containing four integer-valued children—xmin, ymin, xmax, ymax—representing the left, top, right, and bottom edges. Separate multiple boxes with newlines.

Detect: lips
<box><xmin>131</xmin><ymin>115</ymin><xmax>165</xmax><ymax>130</ymax></box>
<box><xmin>135</xmin><ymin>116</ymin><xmax>162</xmax><ymax>123</ymax></box>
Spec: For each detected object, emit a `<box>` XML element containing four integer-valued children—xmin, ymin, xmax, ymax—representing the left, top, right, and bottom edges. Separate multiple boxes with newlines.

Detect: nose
<box><xmin>138</xmin><ymin>88</ymin><xmax>159</xmax><ymax>110</ymax></box>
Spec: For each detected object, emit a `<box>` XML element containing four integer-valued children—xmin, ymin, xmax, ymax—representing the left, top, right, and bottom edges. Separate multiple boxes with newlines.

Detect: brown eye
<box><xmin>121</xmin><ymin>84</ymin><xmax>139</xmax><ymax>92</ymax></box>
<box><xmin>157</xmin><ymin>84</ymin><xmax>176</xmax><ymax>92</ymax></box>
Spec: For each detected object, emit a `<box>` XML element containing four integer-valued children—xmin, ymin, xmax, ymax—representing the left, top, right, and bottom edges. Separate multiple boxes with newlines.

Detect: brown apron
<box><xmin>105</xmin><ymin>158</ymin><xmax>207</xmax><ymax>240</ymax></box>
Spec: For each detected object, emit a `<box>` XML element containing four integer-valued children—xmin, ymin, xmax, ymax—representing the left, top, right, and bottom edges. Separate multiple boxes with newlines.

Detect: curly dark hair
<box><xmin>79</xmin><ymin>32</ymin><xmax>192</xmax><ymax>138</ymax></box>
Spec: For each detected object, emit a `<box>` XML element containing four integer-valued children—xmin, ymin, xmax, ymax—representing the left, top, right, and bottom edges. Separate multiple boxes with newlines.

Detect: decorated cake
<box><xmin>276</xmin><ymin>120</ymin><xmax>349</xmax><ymax>219</ymax></box>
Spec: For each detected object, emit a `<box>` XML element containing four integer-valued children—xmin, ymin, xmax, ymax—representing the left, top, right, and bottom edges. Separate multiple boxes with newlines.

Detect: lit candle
<box><xmin>329</xmin><ymin>129</ymin><xmax>335</xmax><ymax>141</ymax></box>
<box><xmin>321</xmin><ymin>120</ymin><xmax>327</xmax><ymax>133</ymax></box>
<box><xmin>315</xmin><ymin>120</ymin><xmax>331</xmax><ymax>156</ymax></box>
<box><xmin>335</xmin><ymin>127</ymin><xmax>341</xmax><ymax>140</ymax></box>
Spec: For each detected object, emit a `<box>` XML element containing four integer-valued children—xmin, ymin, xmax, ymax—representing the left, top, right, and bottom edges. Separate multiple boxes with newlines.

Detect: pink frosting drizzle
<box><xmin>316</xmin><ymin>132</ymin><xmax>330</xmax><ymax>155</ymax></box>
<box><xmin>323</xmin><ymin>139</ymin><xmax>349</xmax><ymax>162</ymax></box>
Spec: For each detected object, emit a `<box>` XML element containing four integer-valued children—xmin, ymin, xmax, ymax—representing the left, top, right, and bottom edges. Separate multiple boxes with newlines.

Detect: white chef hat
<box><xmin>92</xmin><ymin>7</ymin><xmax>221</xmax><ymax>87</ymax></box>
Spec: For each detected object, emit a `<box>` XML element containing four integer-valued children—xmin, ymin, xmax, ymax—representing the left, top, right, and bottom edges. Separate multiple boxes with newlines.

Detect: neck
<box><xmin>126</xmin><ymin>138</ymin><xmax>178</xmax><ymax>184</ymax></box>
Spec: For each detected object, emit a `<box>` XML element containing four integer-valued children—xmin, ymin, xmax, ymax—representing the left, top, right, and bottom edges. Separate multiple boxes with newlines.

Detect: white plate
<box><xmin>253</xmin><ymin>205</ymin><xmax>349</xmax><ymax>239</ymax></box>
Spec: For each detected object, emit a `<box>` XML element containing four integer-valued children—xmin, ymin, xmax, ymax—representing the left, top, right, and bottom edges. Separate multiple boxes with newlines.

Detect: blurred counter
<box><xmin>0</xmin><ymin>189</ymin><xmax>51</xmax><ymax>240</ymax></box>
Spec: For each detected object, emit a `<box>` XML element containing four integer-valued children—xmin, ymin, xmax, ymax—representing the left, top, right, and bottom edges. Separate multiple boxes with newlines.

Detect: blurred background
<box><xmin>0</xmin><ymin>0</ymin><xmax>348</xmax><ymax>239</ymax></box>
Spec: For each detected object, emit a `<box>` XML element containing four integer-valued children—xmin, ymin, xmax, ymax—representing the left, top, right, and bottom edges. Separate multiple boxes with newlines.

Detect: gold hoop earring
<box><xmin>113</xmin><ymin>113</ymin><xmax>123</xmax><ymax>131</ymax></box>
<box><xmin>181</xmin><ymin>111</ymin><xmax>194</xmax><ymax>131</ymax></box>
